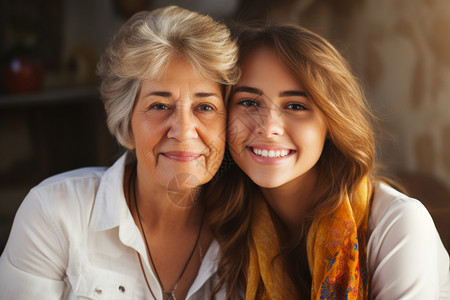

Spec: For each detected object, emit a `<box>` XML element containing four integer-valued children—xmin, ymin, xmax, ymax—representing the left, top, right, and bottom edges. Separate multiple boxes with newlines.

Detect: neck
<box><xmin>260</xmin><ymin>167</ymin><xmax>318</xmax><ymax>237</ymax></box>
<box><xmin>125</xmin><ymin>163</ymin><xmax>204</xmax><ymax>232</ymax></box>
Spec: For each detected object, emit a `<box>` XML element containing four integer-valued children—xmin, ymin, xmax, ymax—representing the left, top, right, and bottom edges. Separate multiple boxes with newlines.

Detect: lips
<box><xmin>161</xmin><ymin>151</ymin><xmax>202</xmax><ymax>162</ymax></box>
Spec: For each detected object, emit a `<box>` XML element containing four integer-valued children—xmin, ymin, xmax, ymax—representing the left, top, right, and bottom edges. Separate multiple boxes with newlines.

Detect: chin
<box><xmin>248</xmin><ymin>174</ymin><xmax>285</xmax><ymax>189</ymax></box>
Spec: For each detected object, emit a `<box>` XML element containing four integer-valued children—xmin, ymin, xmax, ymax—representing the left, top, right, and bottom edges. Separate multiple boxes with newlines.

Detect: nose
<box><xmin>167</xmin><ymin>105</ymin><xmax>199</xmax><ymax>141</ymax></box>
<box><xmin>255</xmin><ymin>107</ymin><xmax>284</xmax><ymax>137</ymax></box>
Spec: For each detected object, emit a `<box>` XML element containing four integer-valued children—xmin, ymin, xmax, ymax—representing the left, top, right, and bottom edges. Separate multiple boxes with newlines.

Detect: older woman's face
<box><xmin>129</xmin><ymin>57</ymin><xmax>225</xmax><ymax>191</ymax></box>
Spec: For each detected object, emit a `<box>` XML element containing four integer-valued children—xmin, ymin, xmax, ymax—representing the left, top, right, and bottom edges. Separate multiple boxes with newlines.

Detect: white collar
<box><xmin>89</xmin><ymin>153</ymin><xmax>129</xmax><ymax>231</ymax></box>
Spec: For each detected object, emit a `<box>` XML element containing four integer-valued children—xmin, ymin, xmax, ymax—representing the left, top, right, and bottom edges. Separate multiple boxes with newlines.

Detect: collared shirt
<box><xmin>0</xmin><ymin>154</ymin><xmax>226</xmax><ymax>299</ymax></box>
<box><xmin>2</xmin><ymin>153</ymin><xmax>449</xmax><ymax>300</ymax></box>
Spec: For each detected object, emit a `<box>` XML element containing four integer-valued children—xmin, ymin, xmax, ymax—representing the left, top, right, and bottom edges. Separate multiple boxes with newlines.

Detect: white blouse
<box><xmin>0</xmin><ymin>154</ymin><xmax>226</xmax><ymax>299</ymax></box>
<box><xmin>368</xmin><ymin>182</ymin><xmax>450</xmax><ymax>299</ymax></box>
<box><xmin>1</xmin><ymin>153</ymin><xmax>449</xmax><ymax>299</ymax></box>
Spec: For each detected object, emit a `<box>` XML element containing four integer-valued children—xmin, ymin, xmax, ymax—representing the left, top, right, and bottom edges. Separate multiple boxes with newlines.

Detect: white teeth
<box><xmin>252</xmin><ymin>148</ymin><xmax>290</xmax><ymax>158</ymax></box>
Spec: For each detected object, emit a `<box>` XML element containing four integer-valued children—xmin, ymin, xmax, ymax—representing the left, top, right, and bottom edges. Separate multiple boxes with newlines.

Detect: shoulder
<box><xmin>15</xmin><ymin>167</ymin><xmax>108</xmax><ymax>236</ymax></box>
<box><xmin>368</xmin><ymin>182</ymin><xmax>432</xmax><ymax>234</ymax></box>
<box><xmin>27</xmin><ymin>167</ymin><xmax>107</xmax><ymax>213</ymax></box>
<box><xmin>38</xmin><ymin>167</ymin><xmax>106</xmax><ymax>187</ymax></box>
<box><xmin>367</xmin><ymin>182</ymin><xmax>450</xmax><ymax>299</ymax></box>
<box><xmin>0</xmin><ymin>167</ymin><xmax>108</xmax><ymax>282</ymax></box>
<box><xmin>368</xmin><ymin>181</ymin><xmax>440</xmax><ymax>249</ymax></box>
<box><xmin>20</xmin><ymin>153</ymin><xmax>129</xmax><ymax>232</ymax></box>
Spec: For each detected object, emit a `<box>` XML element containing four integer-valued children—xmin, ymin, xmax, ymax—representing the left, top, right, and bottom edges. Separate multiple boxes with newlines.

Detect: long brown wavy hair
<box><xmin>204</xmin><ymin>24</ymin><xmax>377</xmax><ymax>299</ymax></box>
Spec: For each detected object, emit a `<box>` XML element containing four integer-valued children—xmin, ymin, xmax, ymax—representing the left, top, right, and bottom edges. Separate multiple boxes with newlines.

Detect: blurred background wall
<box><xmin>1</xmin><ymin>0</ymin><xmax>449</xmax><ymax>251</ymax></box>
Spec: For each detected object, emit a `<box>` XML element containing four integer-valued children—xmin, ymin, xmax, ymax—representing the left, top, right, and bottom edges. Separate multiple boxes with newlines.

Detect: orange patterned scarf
<box><xmin>246</xmin><ymin>178</ymin><xmax>372</xmax><ymax>300</ymax></box>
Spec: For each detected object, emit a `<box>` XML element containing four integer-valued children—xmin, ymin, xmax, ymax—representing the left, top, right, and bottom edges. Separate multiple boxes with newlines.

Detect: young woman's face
<box><xmin>228</xmin><ymin>47</ymin><xmax>328</xmax><ymax>189</ymax></box>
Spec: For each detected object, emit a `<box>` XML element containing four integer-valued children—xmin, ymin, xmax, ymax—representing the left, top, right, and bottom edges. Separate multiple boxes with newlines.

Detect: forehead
<box><xmin>239</xmin><ymin>47</ymin><xmax>304</xmax><ymax>91</ymax></box>
<box><xmin>140</xmin><ymin>56</ymin><xmax>221</xmax><ymax>91</ymax></box>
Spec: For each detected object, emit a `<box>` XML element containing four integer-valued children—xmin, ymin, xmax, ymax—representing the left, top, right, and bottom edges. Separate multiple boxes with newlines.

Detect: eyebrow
<box><xmin>195</xmin><ymin>92</ymin><xmax>221</xmax><ymax>98</ymax></box>
<box><xmin>144</xmin><ymin>91</ymin><xmax>171</xmax><ymax>97</ymax></box>
<box><xmin>233</xmin><ymin>86</ymin><xmax>263</xmax><ymax>96</ymax></box>
<box><xmin>280</xmin><ymin>90</ymin><xmax>307</xmax><ymax>97</ymax></box>
<box><xmin>233</xmin><ymin>86</ymin><xmax>307</xmax><ymax>98</ymax></box>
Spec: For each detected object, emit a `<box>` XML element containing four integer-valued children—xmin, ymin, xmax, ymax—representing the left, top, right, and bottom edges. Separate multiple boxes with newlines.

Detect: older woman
<box><xmin>0</xmin><ymin>6</ymin><xmax>239</xmax><ymax>300</ymax></box>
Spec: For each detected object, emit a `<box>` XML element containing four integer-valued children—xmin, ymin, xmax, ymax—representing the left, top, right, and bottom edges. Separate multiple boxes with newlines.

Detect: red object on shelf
<box><xmin>1</xmin><ymin>54</ymin><xmax>44</xmax><ymax>94</ymax></box>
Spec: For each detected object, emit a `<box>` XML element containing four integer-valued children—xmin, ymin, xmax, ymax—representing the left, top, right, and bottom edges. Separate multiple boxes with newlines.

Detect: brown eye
<box><xmin>237</xmin><ymin>99</ymin><xmax>259</xmax><ymax>107</ymax></box>
<box><xmin>197</xmin><ymin>104</ymin><xmax>214</xmax><ymax>111</ymax></box>
<box><xmin>149</xmin><ymin>103</ymin><xmax>170</xmax><ymax>110</ymax></box>
<box><xmin>285</xmin><ymin>103</ymin><xmax>307</xmax><ymax>111</ymax></box>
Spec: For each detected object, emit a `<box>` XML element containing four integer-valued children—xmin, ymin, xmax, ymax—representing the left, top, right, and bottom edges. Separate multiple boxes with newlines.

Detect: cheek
<box><xmin>299</xmin><ymin>123</ymin><xmax>327</xmax><ymax>152</ymax></box>
<box><xmin>134</xmin><ymin>121</ymin><xmax>161</xmax><ymax>148</ymax></box>
<box><xmin>202</xmin><ymin>117</ymin><xmax>226</xmax><ymax>158</ymax></box>
<box><xmin>198</xmin><ymin>124</ymin><xmax>226</xmax><ymax>180</ymax></box>
<box><xmin>208</xmin><ymin>133</ymin><xmax>226</xmax><ymax>158</ymax></box>
<box><xmin>227</xmin><ymin>110</ymin><xmax>254</xmax><ymax>151</ymax></box>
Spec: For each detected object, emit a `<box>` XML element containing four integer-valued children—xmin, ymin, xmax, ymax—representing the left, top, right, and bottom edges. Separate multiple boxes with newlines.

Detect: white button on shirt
<box><xmin>0</xmin><ymin>154</ymin><xmax>226</xmax><ymax>299</ymax></box>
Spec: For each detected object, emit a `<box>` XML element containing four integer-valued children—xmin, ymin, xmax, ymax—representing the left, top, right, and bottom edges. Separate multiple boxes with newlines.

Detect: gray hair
<box><xmin>97</xmin><ymin>6</ymin><xmax>240</xmax><ymax>148</ymax></box>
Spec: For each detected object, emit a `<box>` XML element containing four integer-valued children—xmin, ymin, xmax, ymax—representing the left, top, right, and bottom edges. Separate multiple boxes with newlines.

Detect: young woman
<box><xmin>206</xmin><ymin>25</ymin><xmax>450</xmax><ymax>299</ymax></box>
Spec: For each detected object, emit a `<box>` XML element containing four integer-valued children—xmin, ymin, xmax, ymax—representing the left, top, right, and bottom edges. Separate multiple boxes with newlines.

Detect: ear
<box><xmin>124</xmin><ymin>126</ymin><xmax>136</xmax><ymax>150</ymax></box>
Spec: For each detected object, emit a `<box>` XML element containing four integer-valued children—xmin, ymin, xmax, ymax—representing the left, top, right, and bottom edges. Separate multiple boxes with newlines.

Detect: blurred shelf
<box><xmin>0</xmin><ymin>86</ymin><xmax>99</xmax><ymax>107</ymax></box>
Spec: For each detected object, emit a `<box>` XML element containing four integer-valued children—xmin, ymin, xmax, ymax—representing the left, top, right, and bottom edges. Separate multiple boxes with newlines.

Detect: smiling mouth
<box><xmin>249</xmin><ymin>147</ymin><xmax>294</xmax><ymax>158</ymax></box>
<box><xmin>161</xmin><ymin>151</ymin><xmax>202</xmax><ymax>162</ymax></box>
